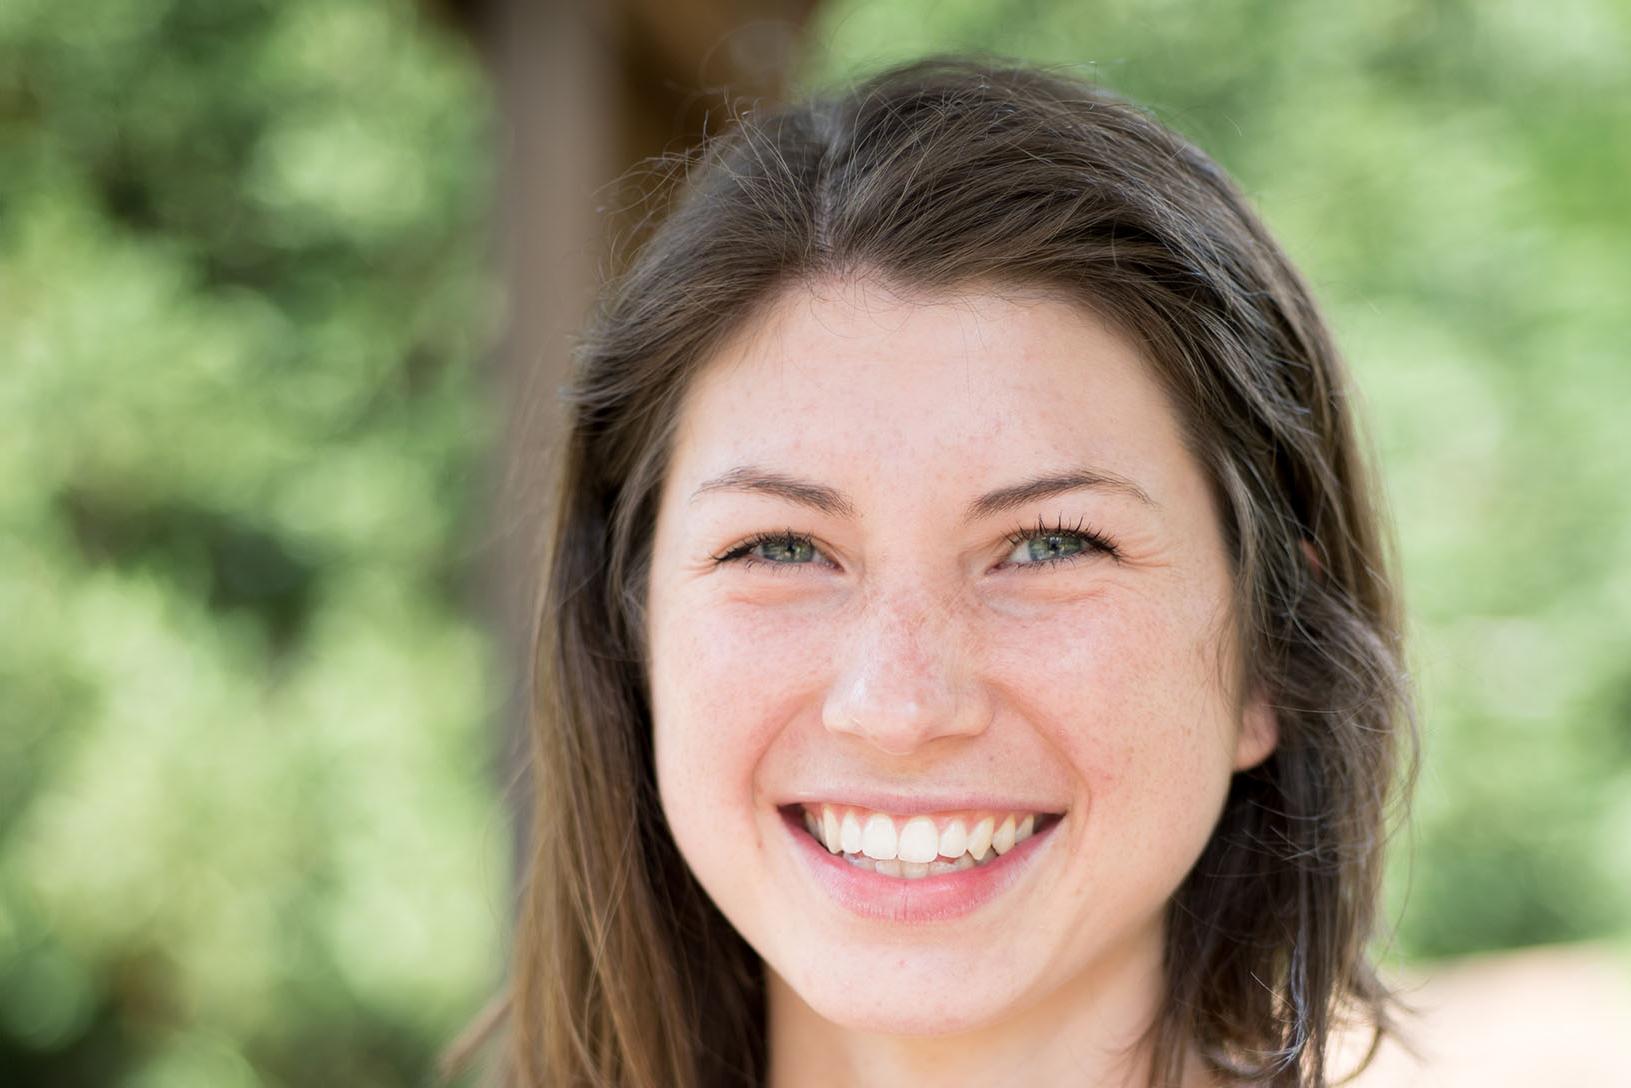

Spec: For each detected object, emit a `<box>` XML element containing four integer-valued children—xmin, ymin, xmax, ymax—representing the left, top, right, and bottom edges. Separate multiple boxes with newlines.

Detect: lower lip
<box><xmin>777</xmin><ymin>806</ymin><xmax>1064</xmax><ymax>925</ymax></box>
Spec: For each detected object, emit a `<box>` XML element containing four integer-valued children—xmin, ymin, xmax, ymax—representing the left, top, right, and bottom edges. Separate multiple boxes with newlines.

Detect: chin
<box><xmin>773</xmin><ymin>945</ymin><xmax>1031</xmax><ymax>1036</ymax></box>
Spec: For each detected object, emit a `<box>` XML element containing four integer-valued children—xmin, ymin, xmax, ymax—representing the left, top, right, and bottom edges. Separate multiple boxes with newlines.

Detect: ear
<box><xmin>1300</xmin><ymin>538</ymin><xmax>1324</xmax><ymax>580</ymax></box>
<box><xmin>1232</xmin><ymin>684</ymin><xmax>1279</xmax><ymax>772</ymax></box>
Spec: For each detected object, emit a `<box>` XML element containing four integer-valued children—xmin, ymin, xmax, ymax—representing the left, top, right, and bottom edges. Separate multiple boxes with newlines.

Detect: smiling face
<box><xmin>645</xmin><ymin>277</ymin><xmax>1277</xmax><ymax>1039</ymax></box>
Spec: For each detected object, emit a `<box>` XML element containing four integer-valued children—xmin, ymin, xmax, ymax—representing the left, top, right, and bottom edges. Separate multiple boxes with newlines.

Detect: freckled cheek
<box><xmin>651</xmin><ymin>600</ymin><xmax>829</xmax><ymax>814</ymax></box>
<box><xmin>985</xmin><ymin>604</ymin><xmax>1227</xmax><ymax>802</ymax></box>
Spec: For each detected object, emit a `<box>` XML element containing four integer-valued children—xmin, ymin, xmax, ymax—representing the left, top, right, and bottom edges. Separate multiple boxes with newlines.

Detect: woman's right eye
<box><xmin>713</xmin><ymin>531</ymin><xmax>828</xmax><ymax>571</ymax></box>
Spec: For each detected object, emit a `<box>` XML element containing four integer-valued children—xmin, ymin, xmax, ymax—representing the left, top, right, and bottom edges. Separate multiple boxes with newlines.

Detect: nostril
<box><xmin>821</xmin><ymin>646</ymin><xmax>991</xmax><ymax>747</ymax></box>
<box><xmin>822</xmin><ymin>700</ymin><xmax>992</xmax><ymax>753</ymax></box>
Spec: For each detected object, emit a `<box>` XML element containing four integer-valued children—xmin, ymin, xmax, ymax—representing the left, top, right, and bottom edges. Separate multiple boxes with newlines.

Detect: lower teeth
<box><xmin>840</xmin><ymin>851</ymin><xmax>987</xmax><ymax>878</ymax></box>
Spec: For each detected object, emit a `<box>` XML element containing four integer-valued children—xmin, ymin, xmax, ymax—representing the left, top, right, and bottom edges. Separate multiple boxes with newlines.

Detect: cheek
<box><xmin>989</xmin><ymin>593</ymin><xmax>1237</xmax><ymax>853</ymax></box>
<box><xmin>650</xmin><ymin>598</ymin><xmax>827</xmax><ymax>849</ymax></box>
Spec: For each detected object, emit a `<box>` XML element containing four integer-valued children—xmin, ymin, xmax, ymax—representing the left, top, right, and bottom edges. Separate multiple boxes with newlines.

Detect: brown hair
<box><xmin>451</xmin><ymin>55</ymin><xmax>1415</xmax><ymax>1088</ymax></box>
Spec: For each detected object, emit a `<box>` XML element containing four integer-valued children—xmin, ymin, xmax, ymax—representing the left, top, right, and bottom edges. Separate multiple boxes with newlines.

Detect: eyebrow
<box><xmin>689</xmin><ymin>465</ymin><xmax>1155</xmax><ymax>521</ymax></box>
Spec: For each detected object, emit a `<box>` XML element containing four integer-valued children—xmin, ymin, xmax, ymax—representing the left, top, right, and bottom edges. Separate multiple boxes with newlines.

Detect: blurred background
<box><xmin>2</xmin><ymin>1</ymin><xmax>1628</xmax><ymax>1085</ymax></box>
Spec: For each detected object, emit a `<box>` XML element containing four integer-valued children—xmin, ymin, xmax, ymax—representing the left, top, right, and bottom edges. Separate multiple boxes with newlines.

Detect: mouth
<box><xmin>779</xmin><ymin>805</ymin><xmax>1069</xmax><ymax>926</ymax></box>
<box><xmin>775</xmin><ymin>801</ymin><xmax>1066</xmax><ymax>923</ymax></box>
<box><xmin>781</xmin><ymin>802</ymin><xmax>1066</xmax><ymax>877</ymax></box>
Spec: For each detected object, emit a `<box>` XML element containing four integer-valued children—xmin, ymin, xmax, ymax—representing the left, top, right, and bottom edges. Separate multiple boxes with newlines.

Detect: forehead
<box><xmin>667</xmin><ymin>279</ymin><xmax>1190</xmax><ymax>497</ymax></box>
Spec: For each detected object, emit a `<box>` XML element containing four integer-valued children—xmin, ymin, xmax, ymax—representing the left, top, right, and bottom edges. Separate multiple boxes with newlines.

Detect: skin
<box><xmin>645</xmin><ymin>276</ymin><xmax>1277</xmax><ymax>1088</ymax></box>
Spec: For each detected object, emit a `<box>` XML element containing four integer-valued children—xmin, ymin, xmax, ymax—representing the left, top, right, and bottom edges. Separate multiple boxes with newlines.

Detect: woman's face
<box><xmin>645</xmin><ymin>279</ymin><xmax>1276</xmax><ymax>1035</ymax></box>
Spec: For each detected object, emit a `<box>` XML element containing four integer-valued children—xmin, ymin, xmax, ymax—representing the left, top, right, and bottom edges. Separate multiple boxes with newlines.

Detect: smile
<box><xmin>794</xmin><ymin>803</ymin><xmax>1062</xmax><ymax>878</ymax></box>
<box><xmin>777</xmin><ymin>801</ymin><xmax>1066</xmax><ymax>923</ymax></box>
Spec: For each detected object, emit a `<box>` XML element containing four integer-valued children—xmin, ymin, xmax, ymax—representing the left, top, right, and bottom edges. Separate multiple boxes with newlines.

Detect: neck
<box><xmin>765</xmin><ymin>923</ymin><xmax>1205</xmax><ymax>1088</ymax></box>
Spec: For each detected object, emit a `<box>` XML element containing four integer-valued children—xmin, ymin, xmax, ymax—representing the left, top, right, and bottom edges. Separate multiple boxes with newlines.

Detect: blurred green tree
<box><xmin>0</xmin><ymin>0</ymin><xmax>504</xmax><ymax>1084</ymax></box>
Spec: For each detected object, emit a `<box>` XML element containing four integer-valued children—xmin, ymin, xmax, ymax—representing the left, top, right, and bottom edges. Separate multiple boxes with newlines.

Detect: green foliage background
<box><xmin>1</xmin><ymin>1</ymin><xmax>504</xmax><ymax>1084</ymax></box>
<box><xmin>2</xmin><ymin>0</ymin><xmax>1627</xmax><ymax>1084</ymax></box>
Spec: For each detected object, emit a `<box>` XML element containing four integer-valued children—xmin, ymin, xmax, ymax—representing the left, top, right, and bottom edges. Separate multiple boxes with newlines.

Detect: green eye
<box><xmin>1019</xmin><ymin>533</ymin><xmax>1087</xmax><ymax>564</ymax></box>
<box><xmin>714</xmin><ymin>530</ymin><xmax>828</xmax><ymax>571</ymax></box>
<box><xmin>713</xmin><ymin>519</ymin><xmax>1119</xmax><ymax>575</ymax></box>
<box><xmin>756</xmin><ymin>536</ymin><xmax>816</xmax><ymax>563</ymax></box>
<box><xmin>1000</xmin><ymin>516</ymin><xmax>1119</xmax><ymax>570</ymax></box>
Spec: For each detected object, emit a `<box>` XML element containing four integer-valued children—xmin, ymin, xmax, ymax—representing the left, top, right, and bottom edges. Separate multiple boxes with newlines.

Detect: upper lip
<box><xmin>777</xmin><ymin>791</ymin><xmax>1067</xmax><ymax>816</ymax></box>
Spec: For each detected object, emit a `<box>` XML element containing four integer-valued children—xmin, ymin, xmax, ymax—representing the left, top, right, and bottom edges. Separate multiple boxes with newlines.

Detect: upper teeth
<box><xmin>799</xmin><ymin>804</ymin><xmax>1042</xmax><ymax>868</ymax></box>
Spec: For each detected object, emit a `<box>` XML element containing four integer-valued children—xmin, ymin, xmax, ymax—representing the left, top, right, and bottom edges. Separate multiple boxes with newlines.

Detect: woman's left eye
<box><xmin>998</xmin><ymin>518</ymin><xmax>1119</xmax><ymax>570</ymax></box>
<box><xmin>1002</xmin><ymin>532</ymin><xmax>1089</xmax><ymax>568</ymax></box>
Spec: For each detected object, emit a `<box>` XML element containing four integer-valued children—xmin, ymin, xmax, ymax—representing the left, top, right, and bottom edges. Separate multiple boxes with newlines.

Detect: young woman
<box><xmin>462</xmin><ymin>56</ymin><xmax>1414</xmax><ymax>1088</ymax></box>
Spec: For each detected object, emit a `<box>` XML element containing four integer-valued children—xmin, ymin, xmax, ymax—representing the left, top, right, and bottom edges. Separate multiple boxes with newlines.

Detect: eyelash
<box><xmin>1002</xmin><ymin>514</ymin><xmax>1121</xmax><ymax>568</ymax></box>
<box><xmin>708</xmin><ymin>516</ymin><xmax>1120</xmax><ymax>574</ymax></box>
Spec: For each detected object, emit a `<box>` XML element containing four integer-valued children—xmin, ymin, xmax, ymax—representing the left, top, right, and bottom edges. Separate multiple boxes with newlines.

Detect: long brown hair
<box><xmin>450</xmin><ymin>55</ymin><xmax>1415</xmax><ymax>1088</ymax></box>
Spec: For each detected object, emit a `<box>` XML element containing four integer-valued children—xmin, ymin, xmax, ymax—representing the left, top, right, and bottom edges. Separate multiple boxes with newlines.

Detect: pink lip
<box><xmin>777</xmin><ymin>792</ymin><xmax>1067</xmax><ymax>817</ymax></box>
<box><xmin>777</xmin><ymin>805</ymin><xmax>1064</xmax><ymax>924</ymax></box>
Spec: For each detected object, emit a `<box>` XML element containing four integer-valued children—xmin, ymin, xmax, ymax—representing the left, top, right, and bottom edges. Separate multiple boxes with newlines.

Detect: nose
<box><xmin>820</xmin><ymin>588</ymin><xmax>993</xmax><ymax>756</ymax></box>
